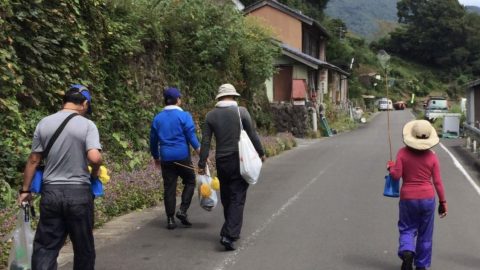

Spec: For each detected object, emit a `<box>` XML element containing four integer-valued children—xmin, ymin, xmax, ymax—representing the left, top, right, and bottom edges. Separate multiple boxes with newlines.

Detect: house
<box><xmin>465</xmin><ymin>79</ymin><xmax>480</xmax><ymax>127</ymax></box>
<box><xmin>244</xmin><ymin>0</ymin><xmax>349</xmax><ymax>106</ymax></box>
<box><xmin>243</xmin><ymin>0</ymin><xmax>349</xmax><ymax>136</ymax></box>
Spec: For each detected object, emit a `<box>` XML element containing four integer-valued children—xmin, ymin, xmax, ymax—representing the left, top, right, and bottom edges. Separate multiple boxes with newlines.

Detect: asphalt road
<box><xmin>62</xmin><ymin>109</ymin><xmax>480</xmax><ymax>270</ymax></box>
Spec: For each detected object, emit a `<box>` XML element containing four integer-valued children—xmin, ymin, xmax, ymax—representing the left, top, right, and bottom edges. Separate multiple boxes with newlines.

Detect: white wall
<box><xmin>266</xmin><ymin>77</ymin><xmax>273</xmax><ymax>102</ymax></box>
<box><xmin>467</xmin><ymin>88</ymin><xmax>475</xmax><ymax>124</ymax></box>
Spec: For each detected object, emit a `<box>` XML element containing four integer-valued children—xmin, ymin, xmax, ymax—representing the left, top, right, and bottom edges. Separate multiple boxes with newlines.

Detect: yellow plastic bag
<box><xmin>88</xmin><ymin>165</ymin><xmax>111</xmax><ymax>184</ymax></box>
<box><xmin>211</xmin><ymin>177</ymin><xmax>220</xmax><ymax>191</ymax></box>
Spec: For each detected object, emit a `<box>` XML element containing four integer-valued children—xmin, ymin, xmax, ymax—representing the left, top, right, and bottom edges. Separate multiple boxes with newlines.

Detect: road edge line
<box><xmin>439</xmin><ymin>143</ymin><xmax>480</xmax><ymax>196</ymax></box>
<box><xmin>213</xmin><ymin>166</ymin><xmax>330</xmax><ymax>270</ymax></box>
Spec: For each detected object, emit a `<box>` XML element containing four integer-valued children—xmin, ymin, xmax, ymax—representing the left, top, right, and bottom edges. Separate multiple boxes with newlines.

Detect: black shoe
<box><xmin>220</xmin><ymin>236</ymin><xmax>236</xmax><ymax>251</ymax></box>
<box><xmin>176</xmin><ymin>210</ymin><xmax>192</xmax><ymax>227</ymax></box>
<box><xmin>401</xmin><ymin>251</ymin><xmax>414</xmax><ymax>270</ymax></box>
<box><xmin>167</xmin><ymin>216</ymin><xmax>177</xmax><ymax>230</ymax></box>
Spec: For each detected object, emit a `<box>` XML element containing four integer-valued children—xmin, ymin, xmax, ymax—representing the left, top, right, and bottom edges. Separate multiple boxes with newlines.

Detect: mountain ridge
<box><xmin>466</xmin><ymin>5</ymin><xmax>480</xmax><ymax>14</ymax></box>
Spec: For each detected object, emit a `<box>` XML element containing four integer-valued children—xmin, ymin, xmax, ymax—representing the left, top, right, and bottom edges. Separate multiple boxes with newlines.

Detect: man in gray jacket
<box><xmin>198</xmin><ymin>83</ymin><xmax>265</xmax><ymax>251</ymax></box>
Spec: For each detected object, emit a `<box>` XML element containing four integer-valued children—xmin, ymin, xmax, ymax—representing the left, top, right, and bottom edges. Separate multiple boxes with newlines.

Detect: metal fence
<box><xmin>463</xmin><ymin>123</ymin><xmax>480</xmax><ymax>156</ymax></box>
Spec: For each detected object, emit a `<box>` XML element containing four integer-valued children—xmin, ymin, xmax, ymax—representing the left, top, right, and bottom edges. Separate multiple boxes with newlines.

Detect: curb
<box><xmin>57</xmin><ymin>205</ymin><xmax>165</xmax><ymax>267</ymax></box>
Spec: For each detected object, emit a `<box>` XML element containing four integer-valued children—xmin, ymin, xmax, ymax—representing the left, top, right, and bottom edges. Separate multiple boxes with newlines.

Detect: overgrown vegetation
<box><xmin>0</xmin><ymin>1</ymin><xmax>284</xmax><ymax>266</ymax></box>
<box><xmin>0</xmin><ymin>0</ymin><xmax>279</xmax><ymax>191</ymax></box>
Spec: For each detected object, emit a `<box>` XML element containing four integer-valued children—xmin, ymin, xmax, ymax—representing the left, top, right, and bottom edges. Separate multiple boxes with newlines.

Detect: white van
<box><xmin>378</xmin><ymin>98</ymin><xmax>393</xmax><ymax>111</ymax></box>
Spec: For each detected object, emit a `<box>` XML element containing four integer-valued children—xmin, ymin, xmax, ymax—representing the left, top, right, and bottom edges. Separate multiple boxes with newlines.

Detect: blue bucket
<box><xmin>383</xmin><ymin>174</ymin><xmax>399</xmax><ymax>197</ymax></box>
<box><xmin>91</xmin><ymin>178</ymin><xmax>104</xmax><ymax>198</ymax></box>
<box><xmin>30</xmin><ymin>168</ymin><xmax>44</xmax><ymax>193</ymax></box>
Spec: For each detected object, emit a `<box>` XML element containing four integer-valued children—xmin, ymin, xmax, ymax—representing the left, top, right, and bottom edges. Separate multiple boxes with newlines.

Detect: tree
<box><xmin>464</xmin><ymin>12</ymin><xmax>480</xmax><ymax>74</ymax></box>
<box><xmin>387</xmin><ymin>0</ymin><xmax>467</xmax><ymax>69</ymax></box>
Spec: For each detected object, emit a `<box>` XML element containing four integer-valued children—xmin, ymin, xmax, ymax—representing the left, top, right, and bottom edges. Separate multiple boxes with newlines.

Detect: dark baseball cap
<box><xmin>163</xmin><ymin>87</ymin><xmax>181</xmax><ymax>100</ymax></box>
<box><xmin>70</xmin><ymin>84</ymin><xmax>92</xmax><ymax>114</ymax></box>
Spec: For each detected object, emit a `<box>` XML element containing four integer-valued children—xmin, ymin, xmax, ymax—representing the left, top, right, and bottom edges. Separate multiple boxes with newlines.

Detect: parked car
<box><xmin>377</xmin><ymin>98</ymin><xmax>393</xmax><ymax>111</ymax></box>
<box><xmin>394</xmin><ymin>101</ymin><xmax>406</xmax><ymax>110</ymax></box>
<box><xmin>424</xmin><ymin>96</ymin><xmax>449</xmax><ymax>121</ymax></box>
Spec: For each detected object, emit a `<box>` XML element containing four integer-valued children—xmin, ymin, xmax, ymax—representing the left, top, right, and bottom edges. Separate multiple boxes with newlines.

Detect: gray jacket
<box><xmin>198</xmin><ymin>106</ymin><xmax>264</xmax><ymax>169</ymax></box>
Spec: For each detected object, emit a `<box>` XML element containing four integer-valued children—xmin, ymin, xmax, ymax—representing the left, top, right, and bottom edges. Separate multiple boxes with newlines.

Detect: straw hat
<box><xmin>403</xmin><ymin>120</ymin><xmax>439</xmax><ymax>150</ymax></box>
<box><xmin>215</xmin><ymin>83</ymin><xmax>240</xmax><ymax>100</ymax></box>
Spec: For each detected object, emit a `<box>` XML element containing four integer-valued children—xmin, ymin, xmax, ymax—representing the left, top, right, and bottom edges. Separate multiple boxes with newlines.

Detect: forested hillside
<box><xmin>325</xmin><ymin>0</ymin><xmax>399</xmax><ymax>40</ymax></box>
<box><xmin>377</xmin><ymin>0</ymin><xmax>480</xmax><ymax>79</ymax></box>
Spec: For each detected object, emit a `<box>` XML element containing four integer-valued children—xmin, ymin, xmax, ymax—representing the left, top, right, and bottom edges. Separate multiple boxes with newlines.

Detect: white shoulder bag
<box><xmin>237</xmin><ymin>107</ymin><xmax>262</xmax><ymax>184</ymax></box>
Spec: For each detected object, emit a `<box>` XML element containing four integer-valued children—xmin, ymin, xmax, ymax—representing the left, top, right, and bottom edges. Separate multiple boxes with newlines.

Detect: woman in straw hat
<box><xmin>387</xmin><ymin>120</ymin><xmax>447</xmax><ymax>270</ymax></box>
<box><xmin>198</xmin><ymin>83</ymin><xmax>266</xmax><ymax>251</ymax></box>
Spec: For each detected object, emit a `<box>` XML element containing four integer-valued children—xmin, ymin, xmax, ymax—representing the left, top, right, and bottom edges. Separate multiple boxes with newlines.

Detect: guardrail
<box><xmin>463</xmin><ymin>123</ymin><xmax>480</xmax><ymax>155</ymax></box>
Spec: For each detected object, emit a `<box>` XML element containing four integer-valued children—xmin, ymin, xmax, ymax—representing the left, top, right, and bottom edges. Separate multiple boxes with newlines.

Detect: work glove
<box><xmin>386</xmin><ymin>160</ymin><xmax>395</xmax><ymax>170</ymax></box>
<box><xmin>438</xmin><ymin>201</ymin><xmax>448</xmax><ymax>218</ymax></box>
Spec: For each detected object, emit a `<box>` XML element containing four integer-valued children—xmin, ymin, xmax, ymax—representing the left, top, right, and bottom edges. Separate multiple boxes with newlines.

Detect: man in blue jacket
<box><xmin>150</xmin><ymin>87</ymin><xmax>200</xmax><ymax>229</ymax></box>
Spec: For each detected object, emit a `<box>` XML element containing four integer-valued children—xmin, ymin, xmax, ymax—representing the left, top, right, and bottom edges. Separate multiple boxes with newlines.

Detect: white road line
<box><xmin>409</xmin><ymin>111</ymin><xmax>480</xmax><ymax>196</ymax></box>
<box><xmin>439</xmin><ymin>143</ymin><xmax>480</xmax><ymax>196</ymax></box>
<box><xmin>213</xmin><ymin>167</ymin><xmax>330</xmax><ymax>270</ymax></box>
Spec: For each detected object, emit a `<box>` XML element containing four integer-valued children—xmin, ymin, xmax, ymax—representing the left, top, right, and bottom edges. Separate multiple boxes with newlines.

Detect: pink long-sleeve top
<box><xmin>389</xmin><ymin>147</ymin><xmax>446</xmax><ymax>201</ymax></box>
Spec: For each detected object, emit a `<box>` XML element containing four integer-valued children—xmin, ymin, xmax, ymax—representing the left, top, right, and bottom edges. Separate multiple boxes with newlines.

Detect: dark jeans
<box><xmin>32</xmin><ymin>184</ymin><xmax>95</xmax><ymax>270</ymax></box>
<box><xmin>217</xmin><ymin>153</ymin><xmax>249</xmax><ymax>240</ymax></box>
<box><xmin>160</xmin><ymin>159</ymin><xmax>196</xmax><ymax>217</ymax></box>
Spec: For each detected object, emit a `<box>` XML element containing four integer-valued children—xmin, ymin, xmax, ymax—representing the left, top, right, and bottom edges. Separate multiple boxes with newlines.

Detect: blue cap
<box><xmin>163</xmin><ymin>87</ymin><xmax>181</xmax><ymax>100</ymax></box>
<box><xmin>70</xmin><ymin>84</ymin><xmax>92</xmax><ymax>114</ymax></box>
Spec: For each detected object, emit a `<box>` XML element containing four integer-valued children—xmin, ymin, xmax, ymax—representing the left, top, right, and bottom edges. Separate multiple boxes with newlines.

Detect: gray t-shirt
<box><xmin>32</xmin><ymin>111</ymin><xmax>102</xmax><ymax>185</ymax></box>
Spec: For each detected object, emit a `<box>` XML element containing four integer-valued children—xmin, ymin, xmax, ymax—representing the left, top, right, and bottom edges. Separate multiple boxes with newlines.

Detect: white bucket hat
<box><xmin>215</xmin><ymin>83</ymin><xmax>240</xmax><ymax>100</ymax></box>
<box><xmin>403</xmin><ymin>120</ymin><xmax>439</xmax><ymax>150</ymax></box>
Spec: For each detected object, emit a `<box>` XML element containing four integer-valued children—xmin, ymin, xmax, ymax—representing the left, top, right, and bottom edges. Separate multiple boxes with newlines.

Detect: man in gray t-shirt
<box><xmin>31</xmin><ymin>111</ymin><xmax>101</xmax><ymax>185</ymax></box>
<box><xmin>18</xmin><ymin>84</ymin><xmax>102</xmax><ymax>270</ymax></box>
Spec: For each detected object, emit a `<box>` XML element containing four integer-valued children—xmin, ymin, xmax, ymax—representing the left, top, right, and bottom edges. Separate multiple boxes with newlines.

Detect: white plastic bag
<box><xmin>197</xmin><ymin>166</ymin><xmax>218</xmax><ymax>211</ymax></box>
<box><xmin>238</xmin><ymin>130</ymin><xmax>262</xmax><ymax>185</ymax></box>
<box><xmin>8</xmin><ymin>205</ymin><xmax>35</xmax><ymax>270</ymax></box>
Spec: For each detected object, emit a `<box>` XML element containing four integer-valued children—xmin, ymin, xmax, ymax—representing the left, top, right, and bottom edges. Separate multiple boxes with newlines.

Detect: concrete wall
<box><xmin>467</xmin><ymin>87</ymin><xmax>476</xmax><ymax>124</ymax></box>
<box><xmin>266</xmin><ymin>77</ymin><xmax>273</xmax><ymax>102</ymax></box>
<box><xmin>293</xmin><ymin>65</ymin><xmax>308</xmax><ymax>80</ymax></box>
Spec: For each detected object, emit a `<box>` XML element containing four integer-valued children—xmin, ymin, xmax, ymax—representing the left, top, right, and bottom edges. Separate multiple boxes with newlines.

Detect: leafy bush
<box><xmin>0</xmin><ymin>0</ymin><xmax>279</xmax><ymax>188</ymax></box>
<box><xmin>262</xmin><ymin>133</ymin><xmax>296</xmax><ymax>157</ymax></box>
<box><xmin>94</xmin><ymin>163</ymin><xmax>163</xmax><ymax>226</ymax></box>
<box><xmin>1</xmin><ymin>1</ymin><xmax>280</xmax><ymax>266</ymax></box>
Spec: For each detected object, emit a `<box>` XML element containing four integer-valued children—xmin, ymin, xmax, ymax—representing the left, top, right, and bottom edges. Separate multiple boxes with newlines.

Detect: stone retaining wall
<box><xmin>270</xmin><ymin>103</ymin><xmax>313</xmax><ymax>137</ymax></box>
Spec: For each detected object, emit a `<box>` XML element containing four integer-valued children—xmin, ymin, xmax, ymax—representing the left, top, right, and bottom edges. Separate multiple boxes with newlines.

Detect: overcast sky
<box><xmin>458</xmin><ymin>0</ymin><xmax>480</xmax><ymax>7</ymax></box>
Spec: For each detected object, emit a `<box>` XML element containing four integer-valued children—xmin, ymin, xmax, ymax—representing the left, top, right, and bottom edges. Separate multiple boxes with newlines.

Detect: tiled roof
<box><xmin>280</xmin><ymin>43</ymin><xmax>349</xmax><ymax>75</ymax></box>
<box><xmin>466</xmin><ymin>79</ymin><xmax>480</xmax><ymax>88</ymax></box>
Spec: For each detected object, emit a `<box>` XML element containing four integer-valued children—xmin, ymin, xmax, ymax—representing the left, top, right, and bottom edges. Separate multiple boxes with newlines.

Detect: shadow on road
<box><xmin>438</xmin><ymin>252</ymin><xmax>480</xmax><ymax>269</ymax></box>
<box><xmin>342</xmin><ymin>254</ymin><xmax>398</xmax><ymax>270</ymax></box>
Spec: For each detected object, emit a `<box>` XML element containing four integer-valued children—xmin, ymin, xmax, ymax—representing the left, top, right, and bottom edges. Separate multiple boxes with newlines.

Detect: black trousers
<box><xmin>32</xmin><ymin>184</ymin><xmax>95</xmax><ymax>270</ymax></box>
<box><xmin>217</xmin><ymin>153</ymin><xmax>249</xmax><ymax>240</ymax></box>
<box><xmin>160</xmin><ymin>159</ymin><xmax>196</xmax><ymax>217</ymax></box>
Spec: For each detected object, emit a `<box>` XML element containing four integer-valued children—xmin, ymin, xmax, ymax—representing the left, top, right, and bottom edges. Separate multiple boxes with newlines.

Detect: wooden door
<box><xmin>273</xmin><ymin>66</ymin><xmax>293</xmax><ymax>102</ymax></box>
